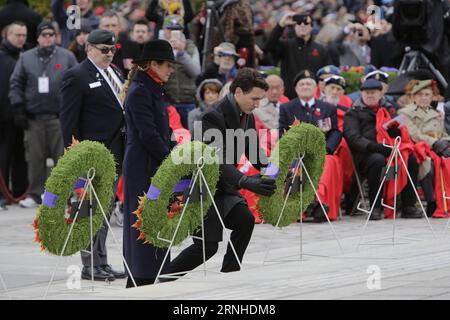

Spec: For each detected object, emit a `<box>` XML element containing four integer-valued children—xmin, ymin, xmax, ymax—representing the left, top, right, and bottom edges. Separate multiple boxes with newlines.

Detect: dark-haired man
<box><xmin>264</xmin><ymin>13</ymin><xmax>332</xmax><ymax>99</ymax></box>
<box><xmin>169</xmin><ymin>68</ymin><xmax>276</xmax><ymax>277</ymax></box>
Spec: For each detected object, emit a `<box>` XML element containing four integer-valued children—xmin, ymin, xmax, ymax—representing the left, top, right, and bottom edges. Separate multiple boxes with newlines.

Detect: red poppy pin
<box><xmin>116</xmin><ymin>43</ymin><xmax>122</xmax><ymax>49</ymax></box>
<box><xmin>314</xmin><ymin>109</ymin><xmax>321</xmax><ymax>117</ymax></box>
<box><xmin>311</xmin><ymin>49</ymin><xmax>320</xmax><ymax>57</ymax></box>
<box><xmin>389</xmin><ymin>108</ymin><xmax>395</xmax><ymax>116</ymax></box>
<box><xmin>55</xmin><ymin>63</ymin><xmax>62</xmax><ymax>70</ymax></box>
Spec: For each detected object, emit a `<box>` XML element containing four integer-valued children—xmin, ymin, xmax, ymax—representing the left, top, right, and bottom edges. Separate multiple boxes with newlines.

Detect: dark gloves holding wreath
<box><xmin>238</xmin><ymin>174</ymin><xmax>277</xmax><ymax>196</ymax></box>
<box><xmin>367</xmin><ymin>143</ymin><xmax>392</xmax><ymax>157</ymax></box>
<box><xmin>12</xmin><ymin>103</ymin><xmax>28</xmax><ymax>130</ymax></box>
<box><xmin>433</xmin><ymin>140</ymin><xmax>450</xmax><ymax>158</ymax></box>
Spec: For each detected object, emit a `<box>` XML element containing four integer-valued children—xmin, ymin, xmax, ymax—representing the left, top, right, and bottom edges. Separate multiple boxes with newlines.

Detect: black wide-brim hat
<box><xmin>132</xmin><ymin>39</ymin><xmax>182</xmax><ymax>65</ymax></box>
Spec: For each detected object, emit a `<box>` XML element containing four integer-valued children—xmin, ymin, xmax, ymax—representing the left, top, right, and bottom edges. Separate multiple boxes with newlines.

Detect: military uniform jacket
<box><xmin>60</xmin><ymin>58</ymin><xmax>125</xmax><ymax>149</ymax></box>
<box><xmin>279</xmin><ymin>98</ymin><xmax>342</xmax><ymax>154</ymax></box>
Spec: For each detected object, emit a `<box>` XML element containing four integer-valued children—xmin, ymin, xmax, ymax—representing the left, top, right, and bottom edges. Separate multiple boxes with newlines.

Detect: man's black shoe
<box><xmin>426</xmin><ymin>202</ymin><xmax>437</xmax><ymax>217</ymax></box>
<box><xmin>101</xmin><ymin>264</ymin><xmax>127</xmax><ymax>279</ymax></box>
<box><xmin>81</xmin><ymin>266</ymin><xmax>115</xmax><ymax>281</ymax></box>
<box><xmin>312</xmin><ymin>204</ymin><xmax>329</xmax><ymax>223</ymax></box>
<box><xmin>401</xmin><ymin>206</ymin><xmax>423</xmax><ymax>219</ymax></box>
<box><xmin>369</xmin><ymin>207</ymin><xmax>383</xmax><ymax>220</ymax></box>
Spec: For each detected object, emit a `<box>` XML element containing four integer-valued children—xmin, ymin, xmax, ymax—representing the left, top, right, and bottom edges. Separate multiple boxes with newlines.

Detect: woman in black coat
<box><xmin>122</xmin><ymin>40</ymin><xmax>178</xmax><ymax>287</ymax></box>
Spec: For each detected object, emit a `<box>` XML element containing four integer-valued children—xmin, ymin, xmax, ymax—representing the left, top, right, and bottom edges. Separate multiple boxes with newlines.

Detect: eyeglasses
<box><xmin>92</xmin><ymin>45</ymin><xmax>117</xmax><ymax>54</ymax></box>
<box><xmin>40</xmin><ymin>32</ymin><xmax>55</xmax><ymax>38</ymax></box>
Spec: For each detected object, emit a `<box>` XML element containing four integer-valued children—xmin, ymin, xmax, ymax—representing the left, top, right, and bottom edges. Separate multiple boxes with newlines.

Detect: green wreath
<box><xmin>33</xmin><ymin>141</ymin><xmax>116</xmax><ymax>256</ymax></box>
<box><xmin>259</xmin><ymin>123</ymin><xmax>326</xmax><ymax>227</ymax></box>
<box><xmin>134</xmin><ymin>141</ymin><xmax>220</xmax><ymax>248</ymax></box>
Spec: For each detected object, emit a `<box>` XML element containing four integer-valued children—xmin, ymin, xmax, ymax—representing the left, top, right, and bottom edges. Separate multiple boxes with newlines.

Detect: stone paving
<box><xmin>1</xmin><ymin>204</ymin><xmax>450</xmax><ymax>300</ymax></box>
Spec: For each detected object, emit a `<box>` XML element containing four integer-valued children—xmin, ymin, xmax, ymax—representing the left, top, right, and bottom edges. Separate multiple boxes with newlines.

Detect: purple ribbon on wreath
<box><xmin>147</xmin><ymin>179</ymin><xmax>192</xmax><ymax>201</ymax></box>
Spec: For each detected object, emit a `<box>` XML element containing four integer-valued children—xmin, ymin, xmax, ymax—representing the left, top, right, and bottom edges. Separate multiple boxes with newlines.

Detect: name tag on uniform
<box><xmin>38</xmin><ymin>77</ymin><xmax>49</xmax><ymax>93</ymax></box>
<box><xmin>89</xmin><ymin>81</ymin><xmax>102</xmax><ymax>89</ymax></box>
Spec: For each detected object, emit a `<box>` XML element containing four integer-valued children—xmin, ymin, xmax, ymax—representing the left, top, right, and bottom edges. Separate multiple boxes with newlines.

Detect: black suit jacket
<box><xmin>60</xmin><ymin>58</ymin><xmax>124</xmax><ymax>149</ymax></box>
<box><xmin>198</xmin><ymin>93</ymin><xmax>268</xmax><ymax>241</ymax></box>
<box><xmin>279</xmin><ymin>98</ymin><xmax>342</xmax><ymax>154</ymax></box>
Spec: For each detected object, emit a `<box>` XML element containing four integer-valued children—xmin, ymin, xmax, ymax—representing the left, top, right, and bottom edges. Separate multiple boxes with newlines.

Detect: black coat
<box><xmin>199</xmin><ymin>94</ymin><xmax>267</xmax><ymax>241</ymax></box>
<box><xmin>60</xmin><ymin>59</ymin><xmax>124</xmax><ymax>149</ymax></box>
<box><xmin>0</xmin><ymin>41</ymin><xmax>21</xmax><ymax>123</ymax></box>
<box><xmin>0</xmin><ymin>0</ymin><xmax>42</xmax><ymax>48</ymax></box>
<box><xmin>122</xmin><ymin>70</ymin><xmax>172</xmax><ymax>279</ymax></box>
<box><xmin>343</xmin><ymin>98</ymin><xmax>396</xmax><ymax>168</ymax></box>
<box><xmin>264</xmin><ymin>24</ymin><xmax>332</xmax><ymax>99</ymax></box>
<box><xmin>279</xmin><ymin>98</ymin><xmax>342</xmax><ymax>154</ymax></box>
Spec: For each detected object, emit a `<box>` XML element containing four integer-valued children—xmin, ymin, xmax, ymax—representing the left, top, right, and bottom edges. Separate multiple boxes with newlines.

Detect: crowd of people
<box><xmin>2</xmin><ymin>0</ymin><xmax>450</xmax><ymax>286</ymax></box>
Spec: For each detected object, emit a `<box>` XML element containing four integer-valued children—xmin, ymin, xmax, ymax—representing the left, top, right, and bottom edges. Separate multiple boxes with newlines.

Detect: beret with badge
<box><xmin>293</xmin><ymin>69</ymin><xmax>316</xmax><ymax>87</ymax></box>
<box><xmin>316</xmin><ymin>65</ymin><xmax>341</xmax><ymax>80</ymax></box>
<box><xmin>87</xmin><ymin>29</ymin><xmax>116</xmax><ymax>45</ymax></box>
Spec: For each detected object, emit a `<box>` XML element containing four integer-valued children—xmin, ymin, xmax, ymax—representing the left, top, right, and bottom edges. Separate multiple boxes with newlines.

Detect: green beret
<box><xmin>87</xmin><ymin>29</ymin><xmax>116</xmax><ymax>45</ymax></box>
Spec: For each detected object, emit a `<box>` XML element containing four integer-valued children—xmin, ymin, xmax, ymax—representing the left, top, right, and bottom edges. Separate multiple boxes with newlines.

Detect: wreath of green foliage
<box><xmin>35</xmin><ymin>141</ymin><xmax>116</xmax><ymax>256</ymax></box>
<box><xmin>139</xmin><ymin>141</ymin><xmax>220</xmax><ymax>248</ymax></box>
<box><xmin>259</xmin><ymin>123</ymin><xmax>326</xmax><ymax>227</ymax></box>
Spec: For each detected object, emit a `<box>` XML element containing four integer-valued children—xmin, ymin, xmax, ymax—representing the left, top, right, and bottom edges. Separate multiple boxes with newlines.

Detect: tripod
<box><xmin>43</xmin><ymin>168</ymin><xmax>137</xmax><ymax>299</ymax></box>
<box><xmin>357</xmin><ymin>137</ymin><xmax>436</xmax><ymax>249</ymax></box>
<box><xmin>263</xmin><ymin>154</ymin><xmax>343</xmax><ymax>264</ymax></box>
<box><xmin>398</xmin><ymin>48</ymin><xmax>448</xmax><ymax>90</ymax></box>
<box><xmin>155</xmin><ymin>157</ymin><xmax>242</xmax><ymax>282</ymax></box>
<box><xmin>201</xmin><ymin>0</ymin><xmax>225</xmax><ymax>71</ymax></box>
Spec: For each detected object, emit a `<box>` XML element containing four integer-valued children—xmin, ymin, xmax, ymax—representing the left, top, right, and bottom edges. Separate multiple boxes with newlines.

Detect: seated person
<box><xmin>279</xmin><ymin>70</ymin><xmax>343</xmax><ymax>222</ymax></box>
<box><xmin>344</xmin><ymin>79</ymin><xmax>422</xmax><ymax>220</ymax></box>
<box><xmin>399</xmin><ymin>80</ymin><xmax>450</xmax><ymax>217</ymax></box>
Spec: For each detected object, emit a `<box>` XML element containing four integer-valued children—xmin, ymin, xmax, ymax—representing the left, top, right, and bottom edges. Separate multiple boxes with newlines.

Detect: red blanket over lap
<box><xmin>413</xmin><ymin>141</ymin><xmax>450</xmax><ymax>218</ymax></box>
<box><xmin>376</xmin><ymin>108</ymin><xmax>414</xmax><ymax>218</ymax></box>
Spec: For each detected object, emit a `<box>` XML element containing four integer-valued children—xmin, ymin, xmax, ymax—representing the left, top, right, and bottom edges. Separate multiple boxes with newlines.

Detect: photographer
<box><xmin>264</xmin><ymin>12</ymin><xmax>332</xmax><ymax>99</ymax></box>
<box><xmin>333</xmin><ymin>22</ymin><xmax>371</xmax><ymax>67</ymax></box>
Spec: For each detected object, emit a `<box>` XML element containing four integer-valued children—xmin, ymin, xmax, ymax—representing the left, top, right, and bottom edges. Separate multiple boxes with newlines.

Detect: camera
<box><xmin>293</xmin><ymin>14</ymin><xmax>310</xmax><ymax>25</ymax></box>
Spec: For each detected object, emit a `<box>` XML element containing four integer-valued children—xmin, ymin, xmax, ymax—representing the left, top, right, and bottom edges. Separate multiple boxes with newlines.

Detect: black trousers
<box><xmin>0</xmin><ymin>123</ymin><xmax>28</xmax><ymax>199</ymax></box>
<box><xmin>80</xmin><ymin>133</ymin><xmax>124</xmax><ymax>267</ymax></box>
<box><xmin>170</xmin><ymin>203</ymin><xmax>255</xmax><ymax>276</ymax></box>
<box><xmin>361</xmin><ymin>152</ymin><xmax>419</xmax><ymax>208</ymax></box>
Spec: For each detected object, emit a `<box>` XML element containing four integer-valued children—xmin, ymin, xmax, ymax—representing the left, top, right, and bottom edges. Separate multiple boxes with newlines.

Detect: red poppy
<box><xmin>311</xmin><ymin>49</ymin><xmax>320</xmax><ymax>57</ymax></box>
<box><xmin>389</xmin><ymin>108</ymin><xmax>395</xmax><ymax>116</ymax></box>
<box><xmin>314</xmin><ymin>109</ymin><xmax>321</xmax><ymax>117</ymax></box>
<box><xmin>55</xmin><ymin>63</ymin><xmax>62</xmax><ymax>70</ymax></box>
<box><xmin>116</xmin><ymin>43</ymin><xmax>122</xmax><ymax>49</ymax></box>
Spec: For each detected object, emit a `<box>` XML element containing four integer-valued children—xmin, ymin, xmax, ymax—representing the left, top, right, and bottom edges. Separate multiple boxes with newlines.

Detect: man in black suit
<box><xmin>279</xmin><ymin>70</ymin><xmax>342</xmax><ymax>222</ymax></box>
<box><xmin>60</xmin><ymin>29</ymin><xmax>126</xmax><ymax>281</ymax></box>
<box><xmin>169</xmin><ymin>68</ymin><xmax>277</xmax><ymax>277</ymax></box>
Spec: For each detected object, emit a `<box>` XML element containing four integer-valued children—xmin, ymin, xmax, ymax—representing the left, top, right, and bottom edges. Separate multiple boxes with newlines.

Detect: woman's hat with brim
<box><xmin>132</xmin><ymin>39</ymin><xmax>182</xmax><ymax>65</ymax></box>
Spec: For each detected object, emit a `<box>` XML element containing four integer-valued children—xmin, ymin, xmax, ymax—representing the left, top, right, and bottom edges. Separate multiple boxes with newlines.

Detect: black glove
<box><xmin>367</xmin><ymin>143</ymin><xmax>391</xmax><ymax>157</ymax></box>
<box><xmin>387</xmin><ymin>127</ymin><xmax>401</xmax><ymax>139</ymax></box>
<box><xmin>12</xmin><ymin>104</ymin><xmax>28</xmax><ymax>130</ymax></box>
<box><xmin>443</xmin><ymin>148</ymin><xmax>450</xmax><ymax>158</ymax></box>
<box><xmin>238</xmin><ymin>174</ymin><xmax>277</xmax><ymax>196</ymax></box>
<box><xmin>432</xmin><ymin>140</ymin><xmax>450</xmax><ymax>156</ymax></box>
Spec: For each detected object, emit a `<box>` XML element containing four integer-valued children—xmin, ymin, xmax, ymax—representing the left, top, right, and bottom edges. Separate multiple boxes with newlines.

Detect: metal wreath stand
<box><xmin>263</xmin><ymin>153</ymin><xmax>343</xmax><ymax>265</ymax></box>
<box><xmin>43</xmin><ymin>167</ymin><xmax>137</xmax><ymax>299</ymax></box>
<box><xmin>155</xmin><ymin>157</ymin><xmax>243</xmax><ymax>282</ymax></box>
<box><xmin>357</xmin><ymin>136</ymin><xmax>436</xmax><ymax>249</ymax></box>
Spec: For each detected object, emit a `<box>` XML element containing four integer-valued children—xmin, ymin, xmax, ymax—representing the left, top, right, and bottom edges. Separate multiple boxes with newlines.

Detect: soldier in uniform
<box><xmin>279</xmin><ymin>70</ymin><xmax>343</xmax><ymax>222</ymax></box>
<box><xmin>60</xmin><ymin>29</ymin><xmax>126</xmax><ymax>281</ymax></box>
